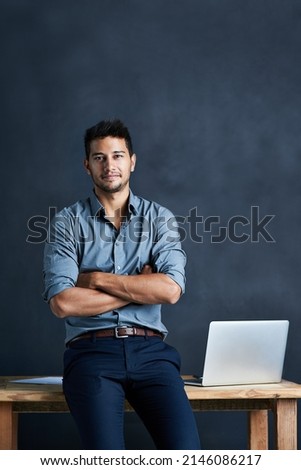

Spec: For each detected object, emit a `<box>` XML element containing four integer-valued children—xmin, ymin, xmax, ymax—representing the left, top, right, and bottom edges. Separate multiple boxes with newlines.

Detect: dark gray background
<box><xmin>1</xmin><ymin>0</ymin><xmax>300</xmax><ymax>449</ymax></box>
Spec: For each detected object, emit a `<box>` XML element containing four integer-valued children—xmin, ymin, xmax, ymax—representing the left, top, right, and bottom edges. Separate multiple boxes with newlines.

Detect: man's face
<box><xmin>84</xmin><ymin>136</ymin><xmax>136</xmax><ymax>195</ymax></box>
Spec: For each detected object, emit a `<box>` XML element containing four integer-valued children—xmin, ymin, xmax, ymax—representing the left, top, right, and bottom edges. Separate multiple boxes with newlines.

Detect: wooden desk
<box><xmin>1</xmin><ymin>377</ymin><xmax>301</xmax><ymax>450</ymax></box>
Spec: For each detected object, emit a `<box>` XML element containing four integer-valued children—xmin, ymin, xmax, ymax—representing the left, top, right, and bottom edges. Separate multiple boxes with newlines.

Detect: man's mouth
<box><xmin>102</xmin><ymin>174</ymin><xmax>121</xmax><ymax>181</ymax></box>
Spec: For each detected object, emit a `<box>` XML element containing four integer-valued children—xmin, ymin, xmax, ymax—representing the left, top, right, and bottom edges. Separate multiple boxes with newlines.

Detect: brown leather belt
<box><xmin>68</xmin><ymin>326</ymin><xmax>164</xmax><ymax>345</ymax></box>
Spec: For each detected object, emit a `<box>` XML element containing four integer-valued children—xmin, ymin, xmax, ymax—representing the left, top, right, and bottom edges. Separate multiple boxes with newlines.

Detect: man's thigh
<box><xmin>63</xmin><ymin>338</ymin><xmax>127</xmax><ymax>449</ymax></box>
<box><xmin>126</xmin><ymin>338</ymin><xmax>201</xmax><ymax>449</ymax></box>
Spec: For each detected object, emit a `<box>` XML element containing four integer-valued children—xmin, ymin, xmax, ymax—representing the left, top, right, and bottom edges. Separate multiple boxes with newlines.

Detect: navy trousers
<box><xmin>63</xmin><ymin>335</ymin><xmax>201</xmax><ymax>450</ymax></box>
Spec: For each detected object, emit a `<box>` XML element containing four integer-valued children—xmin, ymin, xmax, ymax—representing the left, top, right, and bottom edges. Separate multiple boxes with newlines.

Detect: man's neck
<box><xmin>94</xmin><ymin>187</ymin><xmax>130</xmax><ymax>228</ymax></box>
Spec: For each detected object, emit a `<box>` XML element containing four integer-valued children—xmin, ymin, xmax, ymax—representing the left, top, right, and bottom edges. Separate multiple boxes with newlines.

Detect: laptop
<box><xmin>184</xmin><ymin>320</ymin><xmax>289</xmax><ymax>387</ymax></box>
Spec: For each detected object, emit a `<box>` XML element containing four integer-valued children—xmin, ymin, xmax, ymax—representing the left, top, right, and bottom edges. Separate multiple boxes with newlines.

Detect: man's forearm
<box><xmin>49</xmin><ymin>286</ymin><xmax>129</xmax><ymax>319</ymax></box>
<box><xmin>77</xmin><ymin>271</ymin><xmax>181</xmax><ymax>305</ymax></box>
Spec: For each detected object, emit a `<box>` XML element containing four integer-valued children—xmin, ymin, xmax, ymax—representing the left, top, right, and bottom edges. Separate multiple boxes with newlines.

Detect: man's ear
<box><xmin>131</xmin><ymin>153</ymin><xmax>136</xmax><ymax>172</ymax></box>
<box><xmin>84</xmin><ymin>159</ymin><xmax>91</xmax><ymax>175</ymax></box>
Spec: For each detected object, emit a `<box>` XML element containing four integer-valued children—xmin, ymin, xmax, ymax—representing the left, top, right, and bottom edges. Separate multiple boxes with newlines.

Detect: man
<box><xmin>43</xmin><ymin>119</ymin><xmax>200</xmax><ymax>450</ymax></box>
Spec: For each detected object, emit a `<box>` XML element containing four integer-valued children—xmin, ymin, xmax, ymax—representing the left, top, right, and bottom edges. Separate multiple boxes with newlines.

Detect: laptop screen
<box><xmin>185</xmin><ymin>320</ymin><xmax>289</xmax><ymax>387</ymax></box>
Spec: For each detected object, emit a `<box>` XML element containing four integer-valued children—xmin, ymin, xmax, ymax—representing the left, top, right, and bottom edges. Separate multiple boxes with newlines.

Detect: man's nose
<box><xmin>104</xmin><ymin>157</ymin><xmax>116</xmax><ymax>172</ymax></box>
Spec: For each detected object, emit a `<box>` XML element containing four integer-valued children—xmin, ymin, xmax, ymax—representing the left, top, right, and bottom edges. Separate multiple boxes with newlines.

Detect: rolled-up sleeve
<box><xmin>43</xmin><ymin>210</ymin><xmax>79</xmax><ymax>302</ymax></box>
<box><xmin>151</xmin><ymin>208</ymin><xmax>186</xmax><ymax>294</ymax></box>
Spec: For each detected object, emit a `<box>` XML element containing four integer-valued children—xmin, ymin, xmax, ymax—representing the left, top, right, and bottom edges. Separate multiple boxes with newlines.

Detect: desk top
<box><xmin>1</xmin><ymin>376</ymin><xmax>301</xmax><ymax>402</ymax></box>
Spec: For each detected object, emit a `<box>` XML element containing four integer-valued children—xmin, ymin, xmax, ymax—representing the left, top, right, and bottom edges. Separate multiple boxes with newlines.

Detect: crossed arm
<box><xmin>49</xmin><ymin>265</ymin><xmax>181</xmax><ymax>319</ymax></box>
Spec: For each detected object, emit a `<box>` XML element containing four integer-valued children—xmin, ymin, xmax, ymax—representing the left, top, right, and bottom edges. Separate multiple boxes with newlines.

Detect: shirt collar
<box><xmin>128</xmin><ymin>190</ymin><xmax>139</xmax><ymax>215</ymax></box>
<box><xmin>89</xmin><ymin>189</ymin><xmax>139</xmax><ymax>217</ymax></box>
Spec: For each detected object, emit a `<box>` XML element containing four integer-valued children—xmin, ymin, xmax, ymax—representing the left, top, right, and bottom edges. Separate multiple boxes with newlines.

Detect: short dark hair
<box><xmin>84</xmin><ymin>119</ymin><xmax>134</xmax><ymax>158</ymax></box>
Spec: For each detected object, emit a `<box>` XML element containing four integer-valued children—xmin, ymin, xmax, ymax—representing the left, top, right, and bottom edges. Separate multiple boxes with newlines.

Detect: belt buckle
<box><xmin>115</xmin><ymin>327</ymin><xmax>129</xmax><ymax>338</ymax></box>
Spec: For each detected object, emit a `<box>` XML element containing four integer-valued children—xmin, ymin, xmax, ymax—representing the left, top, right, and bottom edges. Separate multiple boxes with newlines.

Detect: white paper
<box><xmin>10</xmin><ymin>376</ymin><xmax>62</xmax><ymax>385</ymax></box>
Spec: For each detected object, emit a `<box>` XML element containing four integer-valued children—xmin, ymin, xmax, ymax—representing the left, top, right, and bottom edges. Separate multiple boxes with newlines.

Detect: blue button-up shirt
<box><xmin>43</xmin><ymin>190</ymin><xmax>186</xmax><ymax>344</ymax></box>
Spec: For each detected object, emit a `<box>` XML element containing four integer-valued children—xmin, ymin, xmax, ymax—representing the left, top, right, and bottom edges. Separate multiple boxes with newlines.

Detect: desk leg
<box><xmin>248</xmin><ymin>410</ymin><xmax>268</xmax><ymax>450</ymax></box>
<box><xmin>273</xmin><ymin>399</ymin><xmax>297</xmax><ymax>450</ymax></box>
<box><xmin>0</xmin><ymin>403</ymin><xmax>18</xmax><ymax>450</ymax></box>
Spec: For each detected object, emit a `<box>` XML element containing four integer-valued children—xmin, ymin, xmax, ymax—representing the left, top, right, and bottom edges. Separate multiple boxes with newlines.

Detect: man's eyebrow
<box><xmin>91</xmin><ymin>150</ymin><xmax>126</xmax><ymax>156</ymax></box>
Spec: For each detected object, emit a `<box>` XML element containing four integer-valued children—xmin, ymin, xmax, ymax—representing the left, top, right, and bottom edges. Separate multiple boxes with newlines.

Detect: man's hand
<box><xmin>140</xmin><ymin>264</ymin><xmax>154</xmax><ymax>275</ymax></box>
<box><xmin>76</xmin><ymin>272</ymin><xmax>99</xmax><ymax>290</ymax></box>
<box><xmin>76</xmin><ymin>265</ymin><xmax>181</xmax><ymax>305</ymax></box>
<box><xmin>51</xmin><ymin>263</ymin><xmax>180</xmax><ymax>319</ymax></box>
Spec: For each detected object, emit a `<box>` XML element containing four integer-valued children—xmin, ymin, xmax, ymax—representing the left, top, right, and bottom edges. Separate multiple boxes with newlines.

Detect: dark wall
<box><xmin>1</xmin><ymin>0</ymin><xmax>301</xmax><ymax>449</ymax></box>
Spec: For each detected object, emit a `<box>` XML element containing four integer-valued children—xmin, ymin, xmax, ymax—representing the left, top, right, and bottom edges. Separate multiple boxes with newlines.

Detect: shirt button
<box><xmin>117</xmin><ymin>266</ymin><xmax>121</xmax><ymax>271</ymax></box>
